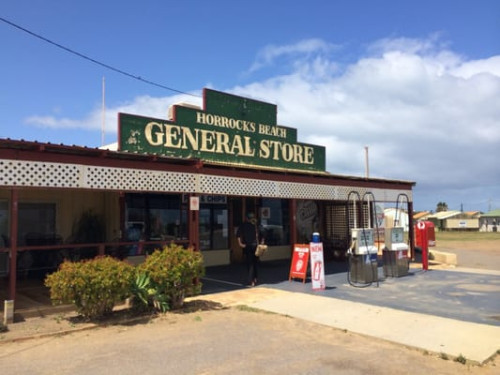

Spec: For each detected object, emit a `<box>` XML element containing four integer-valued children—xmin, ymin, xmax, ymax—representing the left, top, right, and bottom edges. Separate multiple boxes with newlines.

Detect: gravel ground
<box><xmin>1</xmin><ymin>240</ymin><xmax>498</xmax><ymax>374</ymax></box>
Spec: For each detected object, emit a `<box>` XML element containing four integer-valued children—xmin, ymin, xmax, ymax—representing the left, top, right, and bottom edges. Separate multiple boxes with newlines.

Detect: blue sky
<box><xmin>1</xmin><ymin>0</ymin><xmax>499</xmax><ymax>212</ymax></box>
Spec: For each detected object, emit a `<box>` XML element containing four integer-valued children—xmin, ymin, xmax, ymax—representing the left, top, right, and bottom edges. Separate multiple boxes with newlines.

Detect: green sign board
<box><xmin>119</xmin><ymin>88</ymin><xmax>325</xmax><ymax>173</ymax></box>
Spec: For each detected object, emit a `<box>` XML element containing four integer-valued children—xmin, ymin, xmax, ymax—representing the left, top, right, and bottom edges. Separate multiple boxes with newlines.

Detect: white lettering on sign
<box><xmin>260</xmin><ymin>140</ymin><xmax>314</xmax><ymax>164</ymax></box>
<box><xmin>144</xmin><ymin>121</ymin><xmax>315</xmax><ymax>165</ymax></box>
<box><xmin>144</xmin><ymin>122</ymin><xmax>256</xmax><ymax>157</ymax></box>
<box><xmin>197</xmin><ymin>111</ymin><xmax>288</xmax><ymax>139</ymax></box>
<box><xmin>196</xmin><ymin>112</ymin><xmax>256</xmax><ymax>133</ymax></box>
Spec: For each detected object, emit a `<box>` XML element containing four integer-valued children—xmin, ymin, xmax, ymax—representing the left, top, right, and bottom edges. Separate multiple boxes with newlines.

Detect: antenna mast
<box><xmin>364</xmin><ymin>146</ymin><xmax>370</xmax><ymax>178</ymax></box>
<box><xmin>101</xmin><ymin>76</ymin><xmax>106</xmax><ymax>146</ymax></box>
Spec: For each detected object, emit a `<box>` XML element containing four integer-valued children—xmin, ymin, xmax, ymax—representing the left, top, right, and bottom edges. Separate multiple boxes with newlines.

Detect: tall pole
<box><xmin>364</xmin><ymin>146</ymin><xmax>369</xmax><ymax>178</ymax></box>
<box><xmin>101</xmin><ymin>76</ymin><xmax>105</xmax><ymax>146</ymax></box>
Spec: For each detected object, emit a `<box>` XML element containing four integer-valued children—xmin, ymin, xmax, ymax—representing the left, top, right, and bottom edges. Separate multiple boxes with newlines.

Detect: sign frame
<box><xmin>118</xmin><ymin>88</ymin><xmax>326</xmax><ymax>173</ymax></box>
<box><xmin>309</xmin><ymin>242</ymin><xmax>325</xmax><ymax>290</ymax></box>
<box><xmin>289</xmin><ymin>244</ymin><xmax>310</xmax><ymax>283</ymax></box>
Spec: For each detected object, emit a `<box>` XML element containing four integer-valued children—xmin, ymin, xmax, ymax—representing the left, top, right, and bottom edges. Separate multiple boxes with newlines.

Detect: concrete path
<box><xmin>197</xmin><ymin>265</ymin><xmax>500</xmax><ymax>365</ymax></box>
<box><xmin>196</xmin><ymin>286</ymin><xmax>499</xmax><ymax>364</ymax></box>
<box><xmin>250</xmin><ymin>289</ymin><xmax>499</xmax><ymax>364</ymax></box>
<box><xmin>3</xmin><ymin>259</ymin><xmax>499</xmax><ymax>365</ymax></box>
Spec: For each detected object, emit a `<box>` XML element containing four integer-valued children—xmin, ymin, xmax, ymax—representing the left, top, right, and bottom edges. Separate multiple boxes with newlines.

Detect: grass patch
<box><xmin>435</xmin><ymin>231</ymin><xmax>500</xmax><ymax>242</ymax></box>
<box><xmin>454</xmin><ymin>354</ymin><xmax>467</xmax><ymax>364</ymax></box>
<box><xmin>234</xmin><ymin>305</ymin><xmax>276</xmax><ymax>315</ymax></box>
<box><xmin>235</xmin><ymin>305</ymin><xmax>262</xmax><ymax>313</ymax></box>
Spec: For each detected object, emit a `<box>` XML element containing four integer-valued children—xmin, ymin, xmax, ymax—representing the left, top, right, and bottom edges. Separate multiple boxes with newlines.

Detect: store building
<box><xmin>0</xmin><ymin>88</ymin><xmax>415</xmax><ymax>307</ymax></box>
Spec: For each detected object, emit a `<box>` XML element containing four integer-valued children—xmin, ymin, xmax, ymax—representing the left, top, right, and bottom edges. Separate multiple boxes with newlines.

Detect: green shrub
<box><xmin>45</xmin><ymin>256</ymin><xmax>135</xmax><ymax>319</ymax></box>
<box><xmin>129</xmin><ymin>272</ymin><xmax>169</xmax><ymax>313</ymax></box>
<box><xmin>137</xmin><ymin>243</ymin><xmax>205</xmax><ymax>310</ymax></box>
<box><xmin>454</xmin><ymin>354</ymin><xmax>467</xmax><ymax>365</ymax></box>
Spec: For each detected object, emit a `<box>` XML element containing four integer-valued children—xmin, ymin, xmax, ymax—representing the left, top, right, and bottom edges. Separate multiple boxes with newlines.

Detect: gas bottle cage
<box><xmin>346</xmin><ymin>191</ymin><xmax>380</xmax><ymax>288</ymax></box>
<box><xmin>382</xmin><ymin>193</ymin><xmax>411</xmax><ymax>277</ymax></box>
<box><xmin>394</xmin><ymin>193</ymin><xmax>410</xmax><ymax>230</ymax></box>
<box><xmin>395</xmin><ymin>193</ymin><xmax>411</xmax><ymax>257</ymax></box>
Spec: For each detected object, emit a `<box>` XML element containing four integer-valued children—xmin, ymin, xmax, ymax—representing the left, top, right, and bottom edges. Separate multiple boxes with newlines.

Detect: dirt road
<box><xmin>433</xmin><ymin>239</ymin><xmax>500</xmax><ymax>270</ymax></box>
<box><xmin>1</xmin><ymin>240</ymin><xmax>499</xmax><ymax>374</ymax></box>
<box><xmin>1</xmin><ymin>305</ymin><xmax>498</xmax><ymax>375</ymax></box>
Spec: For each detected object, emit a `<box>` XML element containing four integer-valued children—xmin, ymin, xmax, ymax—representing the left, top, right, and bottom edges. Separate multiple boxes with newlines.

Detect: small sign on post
<box><xmin>190</xmin><ymin>196</ymin><xmax>199</xmax><ymax>211</ymax></box>
<box><xmin>289</xmin><ymin>244</ymin><xmax>310</xmax><ymax>283</ymax></box>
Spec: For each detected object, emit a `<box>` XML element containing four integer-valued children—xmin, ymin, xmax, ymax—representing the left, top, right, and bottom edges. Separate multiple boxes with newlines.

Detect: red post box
<box><xmin>415</xmin><ymin>220</ymin><xmax>435</xmax><ymax>248</ymax></box>
<box><xmin>415</xmin><ymin>221</ymin><xmax>433</xmax><ymax>270</ymax></box>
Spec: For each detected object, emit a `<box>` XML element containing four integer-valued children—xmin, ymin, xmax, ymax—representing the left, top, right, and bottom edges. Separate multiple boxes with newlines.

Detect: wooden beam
<box><xmin>8</xmin><ymin>188</ymin><xmax>18</xmax><ymax>301</ymax></box>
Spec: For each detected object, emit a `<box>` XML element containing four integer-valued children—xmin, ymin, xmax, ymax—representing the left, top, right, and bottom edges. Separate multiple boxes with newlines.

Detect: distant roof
<box><xmin>100</xmin><ymin>142</ymin><xmax>118</xmax><ymax>151</ymax></box>
<box><xmin>481</xmin><ymin>209</ymin><xmax>500</xmax><ymax>217</ymax></box>
<box><xmin>463</xmin><ymin>211</ymin><xmax>481</xmax><ymax>218</ymax></box>
<box><xmin>413</xmin><ymin>211</ymin><xmax>431</xmax><ymax>220</ymax></box>
<box><xmin>427</xmin><ymin>210</ymin><xmax>462</xmax><ymax>220</ymax></box>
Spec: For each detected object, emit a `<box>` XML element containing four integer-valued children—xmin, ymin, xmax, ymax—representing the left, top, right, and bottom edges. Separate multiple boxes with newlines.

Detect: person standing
<box><xmin>237</xmin><ymin>212</ymin><xmax>264</xmax><ymax>286</ymax></box>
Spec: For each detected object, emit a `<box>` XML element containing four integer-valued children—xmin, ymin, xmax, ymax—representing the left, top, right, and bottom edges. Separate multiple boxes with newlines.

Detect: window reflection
<box><xmin>200</xmin><ymin>197</ymin><xmax>228</xmax><ymax>250</ymax></box>
<box><xmin>125</xmin><ymin>194</ymin><xmax>187</xmax><ymax>242</ymax></box>
<box><xmin>260</xmin><ymin>199</ymin><xmax>290</xmax><ymax>246</ymax></box>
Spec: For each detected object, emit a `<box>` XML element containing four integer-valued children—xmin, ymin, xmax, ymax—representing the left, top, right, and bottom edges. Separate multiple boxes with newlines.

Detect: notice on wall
<box><xmin>309</xmin><ymin>242</ymin><xmax>325</xmax><ymax>290</ymax></box>
<box><xmin>289</xmin><ymin>244</ymin><xmax>310</xmax><ymax>283</ymax></box>
<box><xmin>190</xmin><ymin>196</ymin><xmax>199</xmax><ymax>211</ymax></box>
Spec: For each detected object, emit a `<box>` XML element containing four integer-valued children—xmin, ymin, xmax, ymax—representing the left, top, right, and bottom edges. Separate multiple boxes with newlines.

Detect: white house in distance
<box><xmin>479</xmin><ymin>210</ymin><xmax>500</xmax><ymax>232</ymax></box>
<box><xmin>427</xmin><ymin>211</ymin><xmax>480</xmax><ymax>231</ymax></box>
<box><xmin>384</xmin><ymin>208</ymin><xmax>409</xmax><ymax>231</ymax></box>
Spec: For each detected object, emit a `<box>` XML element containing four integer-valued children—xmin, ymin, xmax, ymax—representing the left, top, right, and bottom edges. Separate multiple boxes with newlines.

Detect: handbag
<box><xmin>254</xmin><ymin>224</ymin><xmax>267</xmax><ymax>257</ymax></box>
<box><xmin>255</xmin><ymin>243</ymin><xmax>268</xmax><ymax>257</ymax></box>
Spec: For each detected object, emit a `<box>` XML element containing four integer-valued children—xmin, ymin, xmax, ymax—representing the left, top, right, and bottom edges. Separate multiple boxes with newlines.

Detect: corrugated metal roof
<box><xmin>463</xmin><ymin>211</ymin><xmax>481</xmax><ymax>218</ymax></box>
<box><xmin>413</xmin><ymin>211</ymin><xmax>431</xmax><ymax>220</ymax></box>
<box><xmin>0</xmin><ymin>138</ymin><xmax>416</xmax><ymax>186</ymax></box>
<box><xmin>427</xmin><ymin>210</ymin><xmax>462</xmax><ymax>219</ymax></box>
<box><xmin>481</xmin><ymin>209</ymin><xmax>500</xmax><ymax>217</ymax></box>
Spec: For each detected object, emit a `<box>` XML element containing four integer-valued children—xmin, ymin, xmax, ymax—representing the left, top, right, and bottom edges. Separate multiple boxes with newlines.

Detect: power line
<box><xmin>0</xmin><ymin>16</ymin><xmax>200</xmax><ymax>97</ymax></box>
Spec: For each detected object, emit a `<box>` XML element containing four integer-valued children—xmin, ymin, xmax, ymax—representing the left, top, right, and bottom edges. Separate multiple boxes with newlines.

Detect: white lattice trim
<box><xmin>0</xmin><ymin>159</ymin><xmax>412</xmax><ymax>201</ymax></box>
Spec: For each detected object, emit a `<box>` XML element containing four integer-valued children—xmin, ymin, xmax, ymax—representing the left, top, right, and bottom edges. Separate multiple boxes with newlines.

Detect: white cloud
<box><xmin>25</xmin><ymin>93</ymin><xmax>202</xmax><ymax>135</ymax></box>
<box><xmin>450</xmin><ymin>56</ymin><xmax>500</xmax><ymax>78</ymax></box>
<box><xmin>368</xmin><ymin>34</ymin><xmax>449</xmax><ymax>56</ymax></box>
<box><xmin>235</xmin><ymin>37</ymin><xmax>500</xmax><ymax>209</ymax></box>
<box><xmin>23</xmin><ymin>36</ymin><xmax>500</xmax><ymax>210</ymax></box>
<box><xmin>248</xmin><ymin>38</ymin><xmax>340</xmax><ymax>74</ymax></box>
<box><xmin>25</xmin><ymin>115</ymin><xmax>88</xmax><ymax>129</ymax></box>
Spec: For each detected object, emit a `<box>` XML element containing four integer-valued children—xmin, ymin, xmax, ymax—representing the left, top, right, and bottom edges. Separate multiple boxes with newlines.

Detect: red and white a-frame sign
<box><xmin>309</xmin><ymin>242</ymin><xmax>325</xmax><ymax>290</ymax></box>
<box><xmin>289</xmin><ymin>244</ymin><xmax>310</xmax><ymax>283</ymax></box>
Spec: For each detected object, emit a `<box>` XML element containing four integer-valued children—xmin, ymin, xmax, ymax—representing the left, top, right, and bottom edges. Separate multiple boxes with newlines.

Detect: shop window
<box><xmin>199</xmin><ymin>197</ymin><xmax>228</xmax><ymax>250</ymax></box>
<box><xmin>125</xmin><ymin>194</ymin><xmax>187</xmax><ymax>242</ymax></box>
<box><xmin>13</xmin><ymin>203</ymin><xmax>60</xmax><ymax>277</ymax></box>
<box><xmin>260</xmin><ymin>199</ymin><xmax>290</xmax><ymax>246</ymax></box>
<box><xmin>18</xmin><ymin>203</ymin><xmax>57</xmax><ymax>246</ymax></box>
<box><xmin>0</xmin><ymin>200</ymin><xmax>7</xmax><ymax>247</ymax></box>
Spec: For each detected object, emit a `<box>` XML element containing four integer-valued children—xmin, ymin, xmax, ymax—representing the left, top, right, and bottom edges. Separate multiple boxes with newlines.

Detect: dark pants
<box><xmin>244</xmin><ymin>245</ymin><xmax>258</xmax><ymax>284</ymax></box>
